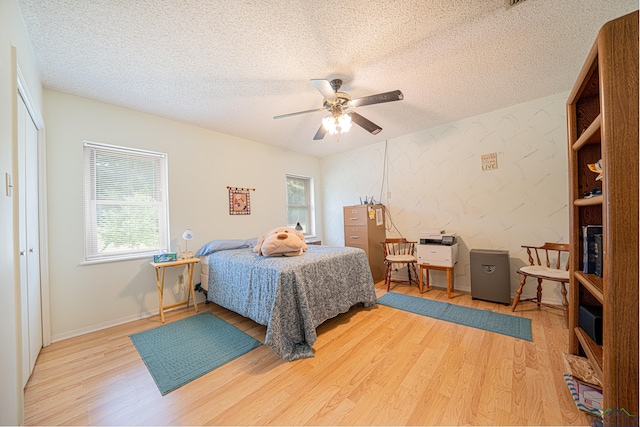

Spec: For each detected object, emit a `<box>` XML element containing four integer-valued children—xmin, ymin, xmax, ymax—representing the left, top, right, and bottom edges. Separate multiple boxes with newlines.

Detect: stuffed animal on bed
<box><xmin>254</xmin><ymin>226</ymin><xmax>308</xmax><ymax>257</ymax></box>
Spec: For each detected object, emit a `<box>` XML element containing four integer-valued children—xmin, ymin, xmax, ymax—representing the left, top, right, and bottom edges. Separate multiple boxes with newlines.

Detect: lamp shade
<box><xmin>182</xmin><ymin>229</ymin><xmax>194</xmax><ymax>240</ymax></box>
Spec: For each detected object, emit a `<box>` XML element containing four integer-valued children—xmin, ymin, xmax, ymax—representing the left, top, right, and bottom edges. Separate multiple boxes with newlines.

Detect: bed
<box><xmin>198</xmin><ymin>241</ymin><xmax>377</xmax><ymax>361</ymax></box>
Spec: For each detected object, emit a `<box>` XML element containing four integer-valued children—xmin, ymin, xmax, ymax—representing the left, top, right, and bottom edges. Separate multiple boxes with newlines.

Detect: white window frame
<box><xmin>285</xmin><ymin>174</ymin><xmax>315</xmax><ymax>237</ymax></box>
<box><xmin>83</xmin><ymin>141</ymin><xmax>170</xmax><ymax>263</ymax></box>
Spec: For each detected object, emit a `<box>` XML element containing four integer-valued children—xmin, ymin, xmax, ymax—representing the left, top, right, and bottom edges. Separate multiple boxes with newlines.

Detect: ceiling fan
<box><xmin>274</xmin><ymin>79</ymin><xmax>404</xmax><ymax>140</ymax></box>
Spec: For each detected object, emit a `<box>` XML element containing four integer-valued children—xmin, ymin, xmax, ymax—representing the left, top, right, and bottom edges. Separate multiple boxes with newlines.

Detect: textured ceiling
<box><xmin>17</xmin><ymin>0</ymin><xmax>638</xmax><ymax>158</ymax></box>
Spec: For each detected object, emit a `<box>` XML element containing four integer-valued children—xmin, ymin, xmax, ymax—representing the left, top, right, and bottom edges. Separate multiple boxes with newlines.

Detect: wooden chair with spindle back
<box><xmin>511</xmin><ymin>243</ymin><xmax>570</xmax><ymax>320</ymax></box>
<box><xmin>381</xmin><ymin>238</ymin><xmax>419</xmax><ymax>292</ymax></box>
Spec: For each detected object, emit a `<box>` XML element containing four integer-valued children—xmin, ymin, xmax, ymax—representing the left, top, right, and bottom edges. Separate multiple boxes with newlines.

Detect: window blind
<box><xmin>83</xmin><ymin>141</ymin><xmax>169</xmax><ymax>262</ymax></box>
<box><xmin>286</xmin><ymin>174</ymin><xmax>314</xmax><ymax>236</ymax></box>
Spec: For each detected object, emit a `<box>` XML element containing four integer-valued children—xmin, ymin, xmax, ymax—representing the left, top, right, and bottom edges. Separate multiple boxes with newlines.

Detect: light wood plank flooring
<box><xmin>24</xmin><ymin>281</ymin><xmax>590</xmax><ymax>426</ymax></box>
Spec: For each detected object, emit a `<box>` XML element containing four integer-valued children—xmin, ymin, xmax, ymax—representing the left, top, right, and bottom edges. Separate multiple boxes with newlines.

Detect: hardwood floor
<box><xmin>24</xmin><ymin>281</ymin><xmax>590</xmax><ymax>426</ymax></box>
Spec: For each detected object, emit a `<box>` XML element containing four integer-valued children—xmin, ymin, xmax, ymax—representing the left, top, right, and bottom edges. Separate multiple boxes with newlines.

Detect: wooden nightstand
<box><xmin>149</xmin><ymin>257</ymin><xmax>200</xmax><ymax>322</ymax></box>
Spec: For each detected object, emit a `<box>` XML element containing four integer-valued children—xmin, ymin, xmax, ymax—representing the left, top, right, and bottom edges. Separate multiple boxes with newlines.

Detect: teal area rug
<box><xmin>130</xmin><ymin>312</ymin><xmax>262</xmax><ymax>395</ymax></box>
<box><xmin>377</xmin><ymin>292</ymin><xmax>532</xmax><ymax>341</ymax></box>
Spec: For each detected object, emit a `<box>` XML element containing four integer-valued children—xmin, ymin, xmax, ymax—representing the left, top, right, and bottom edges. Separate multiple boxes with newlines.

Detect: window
<box><xmin>286</xmin><ymin>174</ymin><xmax>314</xmax><ymax>236</ymax></box>
<box><xmin>83</xmin><ymin>141</ymin><xmax>169</xmax><ymax>262</ymax></box>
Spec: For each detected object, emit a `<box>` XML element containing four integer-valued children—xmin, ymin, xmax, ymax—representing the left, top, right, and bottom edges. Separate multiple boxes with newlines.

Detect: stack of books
<box><xmin>563</xmin><ymin>353</ymin><xmax>603</xmax><ymax>418</ymax></box>
<box><xmin>582</xmin><ymin>225</ymin><xmax>603</xmax><ymax>277</ymax></box>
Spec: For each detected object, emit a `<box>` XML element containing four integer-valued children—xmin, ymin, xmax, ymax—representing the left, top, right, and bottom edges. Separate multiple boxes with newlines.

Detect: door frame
<box><xmin>16</xmin><ymin>65</ymin><xmax>50</xmax><ymax>348</ymax></box>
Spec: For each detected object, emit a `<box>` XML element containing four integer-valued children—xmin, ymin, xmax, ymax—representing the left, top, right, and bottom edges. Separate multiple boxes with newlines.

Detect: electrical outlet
<box><xmin>178</xmin><ymin>275</ymin><xmax>184</xmax><ymax>285</ymax></box>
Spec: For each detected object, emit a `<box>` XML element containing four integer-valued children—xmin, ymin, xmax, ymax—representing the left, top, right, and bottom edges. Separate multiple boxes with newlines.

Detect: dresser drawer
<box><xmin>344</xmin><ymin>226</ymin><xmax>367</xmax><ymax>245</ymax></box>
<box><xmin>345</xmin><ymin>242</ymin><xmax>369</xmax><ymax>258</ymax></box>
<box><xmin>343</xmin><ymin>206</ymin><xmax>367</xmax><ymax>226</ymax></box>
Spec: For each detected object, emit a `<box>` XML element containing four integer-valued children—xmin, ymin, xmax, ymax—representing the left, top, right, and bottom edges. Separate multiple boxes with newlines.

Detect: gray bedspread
<box><xmin>204</xmin><ymin>245</ymin><xmax>376</xmax><ymax>360</ymax></box>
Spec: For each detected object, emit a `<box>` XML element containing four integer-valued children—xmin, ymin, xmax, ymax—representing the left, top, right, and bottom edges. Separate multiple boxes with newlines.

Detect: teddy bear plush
<box><xmin>254</xmin><ymin>226</ymin><xmax>308</xmax><ymax>257</ymax></box>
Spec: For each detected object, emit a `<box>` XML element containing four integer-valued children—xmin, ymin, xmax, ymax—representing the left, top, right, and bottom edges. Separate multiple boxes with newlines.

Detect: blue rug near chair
<box><xmin>377</xmin><ymin>292</ymin><xmax>532</xmax><ymax>341</ymax></box>
<box><xmin>130</xmin><ymin>312</ymin><xmax>262</xmax><ymax>395</ymax></box>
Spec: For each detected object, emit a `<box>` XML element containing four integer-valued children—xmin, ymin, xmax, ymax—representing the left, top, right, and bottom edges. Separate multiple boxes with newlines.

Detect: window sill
<box><xmin>80</xmin><ymin>253</ymin><xmax>159</xmax><ymax>266</ymax></box>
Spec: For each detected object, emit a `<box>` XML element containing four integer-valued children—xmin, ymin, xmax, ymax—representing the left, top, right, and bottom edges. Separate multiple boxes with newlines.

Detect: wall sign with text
<box><xmin>481</xmin><ymin>153</ymin><xmax>498</xmax><ymax>171</ymax></box>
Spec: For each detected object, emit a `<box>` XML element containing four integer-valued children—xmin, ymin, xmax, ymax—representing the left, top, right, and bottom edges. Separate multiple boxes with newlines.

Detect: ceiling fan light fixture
<box><xmin>322</xmin><ymin>113</ymin><xmax>351</xmax><ymax>135</ymax></box>
<box><xmin>338</xmin><ymin>114</ymin><xmax>352</xmax><ymax>132</ymax></box>
<box><xmin>321</xmin><ymin>115</ymin><xmax>337</xmax><ymax>134</ymax></box>
<box><xmin>277</xmin><ymin>79</ymin><xmax>403</xmax><ymax>140</ymax></box>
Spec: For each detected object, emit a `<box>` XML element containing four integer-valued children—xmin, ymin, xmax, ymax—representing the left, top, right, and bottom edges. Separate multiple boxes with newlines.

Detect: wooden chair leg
<box><xmin>385</xmin><ymin>263</ymin><xmax>392</xmax><ymax>292</ymax></box>
<box><xmin>560</xmin><ymin>281</ymin><xmax>568</xmax><ymax>309</ymax></box>
<box><xmin>536</xmin><ymin>278</ymin><xmax>543</xmax><ymax>307</ymax></box>
<box><xmin>560</xmin><ymin>281</ymin><xmax>569</xmax><ymax>326</ymax></box>
<box><xmin>511</xmin><ymin>275</ymin><xmax>527</xmax><ymax>312</ymax></box>
<box><xmin>410</xmin><ymin>263</ymin><xmax>419</xmax><ymax>287</ymax></box>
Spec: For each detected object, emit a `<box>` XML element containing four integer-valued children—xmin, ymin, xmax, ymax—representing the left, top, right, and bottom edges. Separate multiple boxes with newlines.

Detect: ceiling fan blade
<box><xmin>350</xmin><ymin>112</ymin><xmax>382</xmax><ymax>135</ymax></box>
<box><xmin>310</xmin><ymin>79</ymin><xmax>336</xmax><ymax>101</ymax></box>
<box><xmin>313</xmin><ymin>124</ymin><xmax>327</xmax><ymax>140</ymax></box>
<box><xmin>350</xmin><ymin>90</ymin><xmax>404</xmax><ymax>108</ymax></box>
<box><xmin>274</xmin><ymin>107</ymin><xmax>325</xmax><ymax>119</ymax></box>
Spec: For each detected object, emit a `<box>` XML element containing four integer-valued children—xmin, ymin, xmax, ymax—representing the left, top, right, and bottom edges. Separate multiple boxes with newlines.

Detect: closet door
<box><xmin>18</xmin><ymin>93</ymin><xmax>42</xmax><ymax>387</ymax></box>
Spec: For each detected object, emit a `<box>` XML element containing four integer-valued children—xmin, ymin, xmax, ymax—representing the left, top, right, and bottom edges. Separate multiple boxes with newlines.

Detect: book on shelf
<box><xmin>582</xmin><ymin>225</ymin><xmax>603</xmax><ymax>274</ymax></box>
<box><xmin>594</xmin><ymin>234</ymin><xmax>603</xmax><ymax>277</ymax></box>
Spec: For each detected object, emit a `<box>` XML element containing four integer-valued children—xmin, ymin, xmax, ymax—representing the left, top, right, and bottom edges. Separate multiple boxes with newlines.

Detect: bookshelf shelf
<box><xmin>573</xmin><ymin>114</ymin><xmax>601</xmax><ymax>151</ymax></box>
<box><xmin>573</xmin><ymin>195</ymin><xmax>603</xmax><ymax>207</ymax></box>
<box><xmin>575</xmin><ymin>327</ymin><xmax>603</xmax><ymax>380</ymax></box>
<box><xmin>574</xmin><ymin>272</ymin><xmax>603</xmax><ymax>304</ymax></box>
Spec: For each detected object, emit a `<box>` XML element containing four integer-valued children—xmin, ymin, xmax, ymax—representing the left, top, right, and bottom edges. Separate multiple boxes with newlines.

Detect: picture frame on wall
<box><xmin>229</xmin><ymin>187</ymin><xmax>251</xmax><ymax>215</ymax></box>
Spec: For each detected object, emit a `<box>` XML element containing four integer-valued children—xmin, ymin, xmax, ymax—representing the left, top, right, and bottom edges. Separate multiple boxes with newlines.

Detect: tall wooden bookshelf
<box><xmin>566</xmin><ymin>11</ymin><xmax>638</xmax><ymax>426</ymax></box>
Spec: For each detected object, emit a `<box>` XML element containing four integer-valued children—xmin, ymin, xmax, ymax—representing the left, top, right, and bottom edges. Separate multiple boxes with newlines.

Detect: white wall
<box><xmin>44</xmin><ymin>89</ymin><xmax>323</xmax><ymax>341</ymax></box>
<box><xmin>0</xmin><ymin>1</ymin><xmax>44</xmax><ymax>425</ymax></box>
<box><xmin>322</xmin><ymin>92</ymin><xmax>570</xmax><ymax>304</ymax></box>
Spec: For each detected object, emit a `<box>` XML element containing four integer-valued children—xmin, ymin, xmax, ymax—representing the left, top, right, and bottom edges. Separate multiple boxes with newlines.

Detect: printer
<box><xmin>417</xmin><ymin>230</ymin><xmax>459</xmax><ymax>267</ymax></box>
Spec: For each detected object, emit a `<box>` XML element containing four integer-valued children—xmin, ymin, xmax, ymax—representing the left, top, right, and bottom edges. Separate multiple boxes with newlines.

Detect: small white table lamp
<box><xmin>182</xmin><ymin>229</ymin><xmax>194</xmax><ymax>259</ymax></box>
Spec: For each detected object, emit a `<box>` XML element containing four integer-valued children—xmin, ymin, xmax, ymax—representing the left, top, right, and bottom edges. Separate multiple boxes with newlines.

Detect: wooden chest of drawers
<box><xmin>343</xmin><ymin>205</ymin><xmax>386</xmax><ymax>282</ymax></box>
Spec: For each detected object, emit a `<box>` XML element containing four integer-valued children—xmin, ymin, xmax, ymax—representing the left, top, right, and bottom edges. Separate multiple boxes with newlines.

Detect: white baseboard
<box><xmin>51</xmin><ymin>310</ymin><xmax>158</xmax><ymax>343</ymax></box>
<box><xmin>51</xmin><ymin>295</ymin><xmax>208</xmax><ymax>343</ymax></box>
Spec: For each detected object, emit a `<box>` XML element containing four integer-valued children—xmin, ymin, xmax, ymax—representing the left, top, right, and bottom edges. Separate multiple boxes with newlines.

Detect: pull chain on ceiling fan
<box><xmin>274</xmin><ymin>79</ymin><xmax>404</xmax><ymax>140</ymax></box>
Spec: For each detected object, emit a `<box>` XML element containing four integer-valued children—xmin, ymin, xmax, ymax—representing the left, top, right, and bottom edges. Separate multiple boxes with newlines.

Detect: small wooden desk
<box><xmin>149</xmin><ymin>258</ymin><xmax>200</xmax><ymax>323</ymax></box>
<box><xmin>418</xmin><ymin>263</ymin><xmax>456</xmax><ymax>299</ymax></box>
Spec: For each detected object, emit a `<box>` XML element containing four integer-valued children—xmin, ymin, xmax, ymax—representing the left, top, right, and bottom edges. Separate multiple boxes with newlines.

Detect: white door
<box><xmin>18</xmin><ymin>93</ymin><xmax>42</xmax><ymax>387</ymax></box>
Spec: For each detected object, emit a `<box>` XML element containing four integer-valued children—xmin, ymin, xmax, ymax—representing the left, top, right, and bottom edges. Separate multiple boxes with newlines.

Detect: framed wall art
<box><xmin>228</xmin><ymin>186</ymin><xmax>254</xmax><ymax>215</ymax></box>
